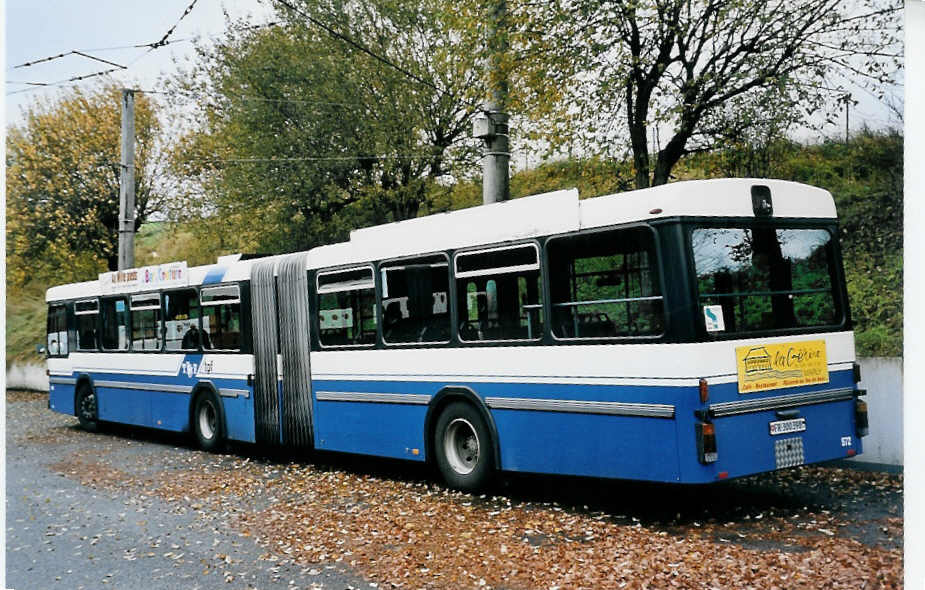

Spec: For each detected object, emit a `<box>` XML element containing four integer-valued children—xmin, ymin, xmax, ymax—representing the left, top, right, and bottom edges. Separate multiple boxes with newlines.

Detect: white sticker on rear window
<box><xmin>704</xmin><ymin>305</ymin><xmax>725</xmax><ymax>332</ymax></box>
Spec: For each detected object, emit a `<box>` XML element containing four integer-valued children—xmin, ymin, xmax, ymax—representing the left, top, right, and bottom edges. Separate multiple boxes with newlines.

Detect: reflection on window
<box><xmin>46</xmin><ymin>305</ymin><xmax>67</xmax><ymax>356</ymax></box>
<box><xmin>548</xmin><ymin>228</ymin><xmax>664</xmax><ymax>339</ymax></box>
<box><xmin>317</xmin><ymin>267</ymin><xmax>377</xmax><ymax>347</ymax></box>
<box><xmin>202</xmin><ymin>285</ymin><xmax>242</xmax><ymax>351</ymax></box>
<box><xmin>381</xmin><ymin>255</ymin><xmax>450</xmax><ymax>344</ymax></box>
<box><xmin>101</xmin><ymin>298</ymin><xmax>129</xmax><ymax>351</ymax></box>
<box><xmin>692</xmin><ymin>227</ymin><xmax>837</xmax><ymax>333</ymax></box>
<box><xmin>131</xmin><ymin>293</ymin><xmax>161</xmax><ymax>351</ymax></box>
<box><xmin>164</xmin><ymin>289</ymin><xmax>203</xmax><ymax>350</ymax></box>
<box><xmin>455</xmin><ymin>244</ymin><xmax>543</xmax><ymax>341</ymax></box>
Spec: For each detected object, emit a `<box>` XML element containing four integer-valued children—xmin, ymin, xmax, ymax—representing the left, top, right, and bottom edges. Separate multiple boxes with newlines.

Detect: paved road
<box><xmin>6</xmin><ymin>391</ymin><xmax>371</xmax><ymax>590</ymax></box>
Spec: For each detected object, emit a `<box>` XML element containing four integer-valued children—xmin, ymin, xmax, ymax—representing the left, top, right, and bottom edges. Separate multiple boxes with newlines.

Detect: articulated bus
<box><xmin>46</xmin><ymin>178</ymin><xmax>868</xmax><ymax>491</ymax></box>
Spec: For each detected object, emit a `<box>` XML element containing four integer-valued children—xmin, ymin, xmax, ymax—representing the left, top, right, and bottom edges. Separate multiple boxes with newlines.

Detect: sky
<box><xmin>4</xmin><ymin>0</ymin><xmax>277</xmax><ymax>124</ymax></box>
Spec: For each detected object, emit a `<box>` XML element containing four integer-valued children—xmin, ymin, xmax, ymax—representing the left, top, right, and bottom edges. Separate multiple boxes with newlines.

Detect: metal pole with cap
<box><xmin>117</xmin><ymin>88</ymin><xmax>136</xmax><ymax>270</ymax></box>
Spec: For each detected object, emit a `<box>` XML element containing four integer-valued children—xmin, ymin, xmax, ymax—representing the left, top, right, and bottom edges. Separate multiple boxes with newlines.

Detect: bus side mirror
<box><xmin>35</xmin><ymin>344</ymin><xmax>46</xmax><ymax>354</ymax></box>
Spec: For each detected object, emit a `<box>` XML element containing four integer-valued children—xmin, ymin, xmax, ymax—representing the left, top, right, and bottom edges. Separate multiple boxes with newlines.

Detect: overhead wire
<box><xmin>5</xmin><ymin>19</ymin><xmax>282</xmax><ymax>97</ymax></box>
<box><xmin>6</xmin><ymin>0</ymin><xmax>209</xmax><ymax>96</ymax></box>
<box><xmin>184</xmin><ymin>154</ymin><xmax>447</xmax><ymax>164</ymax></box>
<box><xmin>146</xmin><ymin>0</ymin><xmax>199</xmax><ymax>49</ymax></box>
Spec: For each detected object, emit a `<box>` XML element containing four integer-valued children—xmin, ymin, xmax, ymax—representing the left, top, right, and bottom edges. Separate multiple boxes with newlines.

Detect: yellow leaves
<box><xmin>7</xmin><ymin>82</ymin><xmax>162</xmax><ymax>287</ymax></box>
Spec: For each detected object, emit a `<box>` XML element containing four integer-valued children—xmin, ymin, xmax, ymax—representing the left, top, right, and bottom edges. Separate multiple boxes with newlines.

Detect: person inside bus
<box><xmin>383</xmin><ymin>301</ymin><xmax>404</xmax><ymax>342</ymax></box>
<box><xmin>181</xmin><ymin>325</ymin><xmax>211</xmax><ymax>349</ymax></box>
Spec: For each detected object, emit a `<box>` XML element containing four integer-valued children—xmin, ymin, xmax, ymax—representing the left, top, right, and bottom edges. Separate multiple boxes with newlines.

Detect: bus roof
<box><xmin>306</xmin><ymin>178</ymin><xmax>834</xmax><ymax>268</ymax></box>
<box><xmin>47</xmin><ymin>178</ymin><xmax>835</xmax><ymax>302</ymax></box>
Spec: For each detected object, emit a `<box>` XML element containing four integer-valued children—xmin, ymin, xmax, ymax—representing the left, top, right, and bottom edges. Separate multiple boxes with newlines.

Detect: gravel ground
<box><xmin>6</xmin><ymin>390</ymin><xmax>903</xmax><ymax>589</ymax></box>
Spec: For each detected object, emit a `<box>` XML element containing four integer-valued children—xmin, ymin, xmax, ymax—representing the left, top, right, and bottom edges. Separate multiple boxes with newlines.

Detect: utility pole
<box><xmin>117</xmin><ymin>89</ymin><xmax>136</xmax><ymax>270</ymax></box>
<box><xmin>843</xmin><ymin>93</ymin><xmax>851</xmax><ymax>143</ymax></box>
<box><xmin>475</xmin><ymin>0</ymin><xmax>510</xmax><ymax>205</ymax></box>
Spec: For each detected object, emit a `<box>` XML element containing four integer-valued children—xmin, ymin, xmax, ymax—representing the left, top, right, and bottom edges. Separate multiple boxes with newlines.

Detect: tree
<box><xmin>168</xmin><ymin>0</ymin><xmax>481</xmax><ymax>255</ymax></box>
<box><xmin>511</xmin><ymin>0</ymin><xmax>902</xmax><ymax>188</ymax></box>
<box><xmin>6</xmin><ymin>84</ymin><xmax>163</xmax><ymax>284</ymax></box>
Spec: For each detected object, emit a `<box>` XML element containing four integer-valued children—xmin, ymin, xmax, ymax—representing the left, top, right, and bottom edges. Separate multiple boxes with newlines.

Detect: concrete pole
<box><xmin>482</xmin><ymin>0</ymin><xmax>510</xmax><ymax>205</ymax></box>
<box><xmin>118</xmin><ymin>89</ymin><xmax>136</xmax><ymax>270</ymax></box>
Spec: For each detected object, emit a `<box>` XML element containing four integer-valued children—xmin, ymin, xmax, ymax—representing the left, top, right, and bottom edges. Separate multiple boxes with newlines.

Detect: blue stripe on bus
<box><xmin>202</xmin><ymin>265</ymin><xmax>227</xmax><ymax>285</ymax></box>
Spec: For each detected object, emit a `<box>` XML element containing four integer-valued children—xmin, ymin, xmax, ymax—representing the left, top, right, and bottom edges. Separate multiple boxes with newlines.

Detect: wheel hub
<box><xmin>80</xmin><ymin>392</ymin><xmax>96</xmax><ymax>421</ymax></box>
<box><xmin>198</xmin><ymin>402</ymin><xmax>216</xmax><ymax>440</ymax></box>
<box><xmin>443</xmin><ymin>418</ymin><xmax>480</xmax><ymax>475</ymax></box>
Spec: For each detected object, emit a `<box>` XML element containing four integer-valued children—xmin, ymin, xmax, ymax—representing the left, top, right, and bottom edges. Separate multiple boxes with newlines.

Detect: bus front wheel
<box><xmin>434</xmin><ymin>401</ymin><xmax>494</xmax><ymax>492</ymax></box>
<box><xmin>193</xmin><ymin>392</ymin><xmax>224</xmax><ymax>452</ymax></box>
<box><xmin>75</xmin><ymin>384</ymin><xmax>99</xmax><ymax>432</ymax></box>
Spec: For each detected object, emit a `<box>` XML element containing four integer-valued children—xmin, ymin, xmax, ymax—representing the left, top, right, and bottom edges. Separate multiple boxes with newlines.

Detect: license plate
<box><xmin>769</xmin><ymin>418</ymin><xmax>806</xmax><ymax>435</ymax></box>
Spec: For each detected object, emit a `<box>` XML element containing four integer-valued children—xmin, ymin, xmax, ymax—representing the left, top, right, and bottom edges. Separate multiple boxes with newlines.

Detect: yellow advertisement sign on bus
<box><xmin>736</xmin><ymin>340</ymin><xmax>828</xmax><ymax>393</ymax></box>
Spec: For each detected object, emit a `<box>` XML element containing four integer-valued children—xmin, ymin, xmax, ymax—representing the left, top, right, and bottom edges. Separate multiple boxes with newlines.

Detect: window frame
<box><xmin>684</xmin><ymin>218</ymin><xmax>848</xmax><ymax>341</ymax></box>
<box><xmin>453</xmin><ymin>240</ymin><xmax>545</xmax><ymax>345</ymax></box>
<box><xmin>73</xmin><ymin>298</ymin><xmax>100</xmax><ymax>352</ymax></box>
<box><xmin>162</xmin><ymin>288</ymin><xmax>203</xmax><ymax>352</ymax></box>
<box><xmin>454</xmin><ymin>242</ymin><xmax>541</xmax><ymax>279</ymax></box>
<box><xmin>200</xmin><ymin>284</ymin><xmax>243</xmax><ymax>352</ymax></box>
<box><xmin>379</xmin><ymin>252</ymin><xmax>452</xmax><ymax>347</ymax></box>
<box><xmin>99</xmin><ymin>296</ymin><xmax>131</xmax><ymax>352</ymax></box>
<box><xmin>314</xmin><ymin>264</ymin><xmax>378</xmax><ymax>350</ymax></box>
<box><xmin>46</xmin><ymin>303</ymin><xmax>68</xmax><ymax>357</ymax></box>
<box><xmin>129</xmin><ymin>291</ymin><xmax>163</xmax><ymax>352</ymax></box>
<box><xmin>544</xmin><ymin>223</ymin><xmax>668</xmax><ymax>344</ymax></box>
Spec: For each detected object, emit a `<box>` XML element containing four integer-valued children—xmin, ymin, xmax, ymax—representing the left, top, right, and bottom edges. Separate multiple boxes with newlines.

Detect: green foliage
<box><xmin>169</xmin><ymin>1</ymin><xmax>480</xmax><ymax>255</ymax></box>
<box><xmin>426</xmin><ymin>157</ymin><xmax>634</xmax><ymax>213</ymax></box>
<box><xmin>5</xmin><ymin>283</ymin><xmax>48</xmax><ymax>367</ymax></box>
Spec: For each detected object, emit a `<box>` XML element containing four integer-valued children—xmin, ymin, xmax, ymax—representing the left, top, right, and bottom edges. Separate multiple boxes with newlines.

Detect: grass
<box><xmin>6</xmin><ymin>282</ymin><xmax>49</xmax><ymax>367</ymax></box>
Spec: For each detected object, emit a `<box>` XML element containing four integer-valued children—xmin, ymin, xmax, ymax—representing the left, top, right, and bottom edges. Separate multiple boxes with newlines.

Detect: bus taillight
<box><xmin>699</xmin><ymin>378</ymin><xmax>709</xmax><ymax>403</ymax></box>
<box><xmin>696</xmin><ymin>422</ymin><xmax>718</xmax><ymax>463</ymax></box>
<box><xmin>855</xmin><ymin>399</ymin><xmax>869</xmax><ymax>437</ymax></box>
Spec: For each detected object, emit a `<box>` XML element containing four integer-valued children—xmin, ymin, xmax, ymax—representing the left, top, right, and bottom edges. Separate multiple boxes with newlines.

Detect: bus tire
<box><xmin>193</xmin><ymin>391</ymin><xmax>224</xmax><ymax>452</ymax></box>
<box><xmin>75</xmin><ymin>383</ymin><xmax>100</xmax><ymax>432</ymax></box>
<box><xmin>434</xmin><ymin>401</ymin><xmax>494</xmax><ymax>492</ymax></box>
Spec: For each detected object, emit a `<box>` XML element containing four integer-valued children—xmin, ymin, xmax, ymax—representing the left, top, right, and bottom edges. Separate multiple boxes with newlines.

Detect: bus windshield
<box><xmin>691</xmin><ymin>225</ymin><xmax>841</xmax><ymax>334</ymax></box>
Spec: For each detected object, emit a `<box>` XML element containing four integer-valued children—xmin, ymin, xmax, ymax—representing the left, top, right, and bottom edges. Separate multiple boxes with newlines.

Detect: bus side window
<box><xmin>381</xmin><ymin>255</ymin><xmax>450</xmax><ymax>344</ymax></box>
<box><xmin>164</xmin><ymin>289</ymin><xmax>203</xmax><ymax>351</ymax></box>
<box><xmin>100</xmin><ymin>297</ymin><xmax>130</xmax><ymax>351</ymax></box>
<box><xmin>455</xmin><ymin>244</ymin><xmax>543</xmax><ymax>342</ymax></box>
<box><xmin>547</xmin><ymin>227</ymin><xmax>664</xmax><ymax>339</ymax></box>
<box><xmin>315</xmin><ymin>267</ymin><xmax>376</xmax><ymax>348</ymax></box>
<box><xmin>201</xmin><ymin>285</ymin><xmax>242</xmax><ymax>351</ymax></box>
<box><xmin>46</xmin><ymin>304</ymin><xmax>67</xmax><ymax>356</ymax></box>
<box><xmin>74</xmin><ymin>299</ymin><xmax>99</xmax><ymax>351</ymax></box>
<box><xmin>130</xmin><ymin>293</ymin><xmax>162</xmax><ymax>351</ymax></box>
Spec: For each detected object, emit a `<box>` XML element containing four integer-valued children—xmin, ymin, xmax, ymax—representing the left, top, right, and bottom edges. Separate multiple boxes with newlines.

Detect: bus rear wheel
<box><xmin>434</xmin><ymin>401</ymin><xmax>494</xmax><ymax>492</ymax></box>
<box><xmin>193</xmin><ymin>392</ymin><xmax>224</xmax><ymax>452</ymax></box>
<box><xmin>76</xmin><ymin>384</ymin><xmax>99</xmax><ymax>432</ymax></box>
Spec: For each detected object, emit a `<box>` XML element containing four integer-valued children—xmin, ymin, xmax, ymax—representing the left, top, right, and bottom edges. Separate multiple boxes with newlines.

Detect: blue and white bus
<box><xmin>46</xmin><ymin>178</ymin><xmax>868</xmax><ymax>490</ymax></box>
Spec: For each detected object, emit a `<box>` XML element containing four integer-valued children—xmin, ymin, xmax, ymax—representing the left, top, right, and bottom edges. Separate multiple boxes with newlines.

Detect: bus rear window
<box><xmin>691</xmin><ymin>226</ymin><xmax>840</xmax><ymax>334</ymax></box>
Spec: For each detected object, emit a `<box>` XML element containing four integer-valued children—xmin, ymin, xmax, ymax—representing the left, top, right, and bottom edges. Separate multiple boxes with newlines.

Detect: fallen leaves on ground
<box><xmin>7</xmin><ymin>389</ymin><xmax>46</xmax><ymax>402</ymax></box>
<box><xmin>20</xmin><ymin>388</ymin><xmax>902</xmax><ymax>590</ymax></box>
